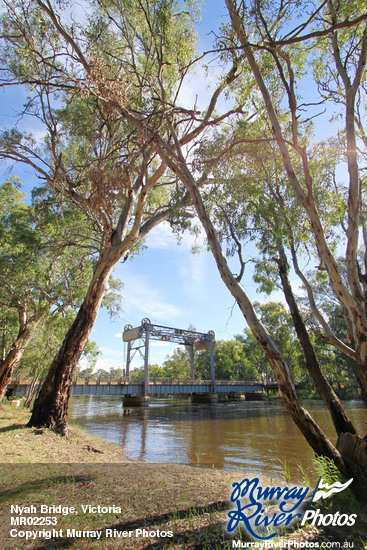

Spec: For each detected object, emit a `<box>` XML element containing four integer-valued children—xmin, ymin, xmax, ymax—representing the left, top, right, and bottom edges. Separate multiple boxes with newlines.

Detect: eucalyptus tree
<box><xmin>0</xmin><ymin>1</ymin><xmax>183</xmax><ymax>431</ymax></box>
<box><xmin>0</xmin><ymin>179</ymin><xmax>95</xmax><ymax>403</ymax></box>
<box><xmin>182</xmin><ymin>0</ymin><xmax>366</xmax><ymax>487</ymax></box>
<box><xmin>162</xmin><ymin>347</ymin><xmax>191</xmax><ymax>380</ymax></box>
<box><xmin>0</xmin><ymin>0</ymin><xmax>239</xmax><ymax>432</ymax></box>
<box><xmin>301</xmin><ymin>272</ymin><xmax>367</xmax><ymax>399</ymax></box>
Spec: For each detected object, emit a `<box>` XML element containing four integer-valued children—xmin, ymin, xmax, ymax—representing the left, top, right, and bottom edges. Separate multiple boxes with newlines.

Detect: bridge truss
<box><xmin>123</xmin><ymin>319</ymin><xmax>216</xmax><ymax>397</ymax></box>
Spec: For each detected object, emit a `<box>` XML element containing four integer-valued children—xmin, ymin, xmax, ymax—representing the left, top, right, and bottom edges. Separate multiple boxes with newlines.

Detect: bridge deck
<box><xmin>9</xmin><ymin>380</ymin><xmax>266</xmax><ymax>397</ymax></box>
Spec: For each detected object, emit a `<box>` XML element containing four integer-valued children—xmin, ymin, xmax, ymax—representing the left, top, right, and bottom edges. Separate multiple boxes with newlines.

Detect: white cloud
<box><xmin>178</xmin><ymin>250</ymin><xmax>207</xmax><ymax>296</ymax></box>
<box><xmin>144</xmin><ymin>222</ymin><xmax>209</xmax><ymax>299</ymax></box>
<box><xmin>178</xmin><ymin>71</ymin><xmax>211</xmax><ymax>111</ymax></box>
<box><xmin>99</xmin><ymin>346</ymin><xmax>124</xmax><ymax>359</ymax></box>
<box><xmin>121</xmin><ymin>272</ymin><xmax>183</xmax><ymax>321</ymax></box>
<box><xmin>146</xmin><ymin>221</ymin><xmax>206</xmax><ymax>252</ymax></box>
<box><xmin>145</xmin><ymin>222</ymin><xmax>178</xmax><ymax>250</ymax></box>
<box><xmin>93</xmin><ymin>357</ymin><xmax>124</xmax><ymax>371</ymax></box>
<box><xmin>151</xmin><ymin>341</ymin><xmax>171</xmax><ymax>347</ymax></box>
<box><xmin>177</xmin><ymin>57</ymin><xmax>232</xmax><ymax>113</ymax></box>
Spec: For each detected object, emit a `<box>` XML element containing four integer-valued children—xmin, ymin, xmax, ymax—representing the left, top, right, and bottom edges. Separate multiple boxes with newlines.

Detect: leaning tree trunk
<box><xmin>148</xmin><ymin>135</ymin><xmax>347</xmax><ymax>470</ymax></box>
<box><xmin>277</xmin><ymin>246</ymin><xmax>357</xmax><ymax>436</ymax></box>
<box><xmin>121</xmin><ymin>55</ymin><xmax>349</xmax><ymax>475</ymax></box>
<box><xmin>161</xmin><ymin>156</ymin><xmax>347</xmax><ymax>473</ymax></box>
<box><xmin>224</xmin><ymin>280</ymin><xmax>346</xmax><ymax>471</ymax></box>
<box><xmin>27</xmin><ymin>257</ymin><xmax>115</xmax><ymax>434</ymax></box>
<box><xmin>27</xmin><ymin>175</ymin><xmax>169</xmax><ymax>433</ymax></box>
<box><xmin>0</xmin><ymin>321</ymin><xmax>41</xmax><ymax>403</ymax></box>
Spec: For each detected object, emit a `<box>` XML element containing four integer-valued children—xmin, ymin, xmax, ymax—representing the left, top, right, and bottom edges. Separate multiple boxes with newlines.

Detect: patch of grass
<box><xmin>278</xmin><ymin>457</ymin><xmax>291</xmax><ymax>483</ymax></box>
<box><xmin>0</xmin><ymin>403</ymin><xmax>128</xmax><ymax>464</ymax></box>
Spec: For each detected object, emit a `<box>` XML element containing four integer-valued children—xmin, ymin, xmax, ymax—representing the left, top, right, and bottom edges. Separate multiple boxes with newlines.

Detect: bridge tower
<box><xmin>122</xmin><ymin>319</ymin><xmax>216</xmax><ymax>406</ymax></box>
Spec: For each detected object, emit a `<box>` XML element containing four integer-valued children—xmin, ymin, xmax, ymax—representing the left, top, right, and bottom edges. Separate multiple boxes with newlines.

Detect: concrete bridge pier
<box><xmin>191</xmin><ymin>337</ymin><xmax>217</xmax><ymax>404</ymax></box>
<box><xmin>226</xmin><ymin>393</ymin><xmax>246</xmax><ymax>401</ymax></box>
<box><xmin>122</xmin><ymin>395</ymin><xmax>150</xmax><ymax>407</ymax></box>
<box><xmin>245</xmin><ymin>392</ymin><xmax>266</xmax><ymax>401</ymax></box>
<box><xmin>191</xmin><ymin>393</ymin><xmax>218</xmax><ymax>404</ymax></box>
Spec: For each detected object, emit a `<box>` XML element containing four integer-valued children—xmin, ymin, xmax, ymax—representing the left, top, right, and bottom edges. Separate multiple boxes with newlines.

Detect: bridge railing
<box><xmin>10</xmin><ymin>378</ymin><xmax>266</xmax><ymax>386</ymax></box>
<box><xmin>9</xmin><ymin>378</ymin><xmax>208</xmax><ymax>386</ymax></box>
<box><xmin>70</xmin><ymin>378</ymin><xmax>265</xmax><ymax>386</ymax></box>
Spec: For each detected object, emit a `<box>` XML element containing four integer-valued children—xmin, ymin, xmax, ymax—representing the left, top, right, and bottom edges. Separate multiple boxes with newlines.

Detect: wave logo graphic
<box><xmin>311</xmin><ymin>477</ymin><xmax>353</xmax><ymax>503</ymax></box>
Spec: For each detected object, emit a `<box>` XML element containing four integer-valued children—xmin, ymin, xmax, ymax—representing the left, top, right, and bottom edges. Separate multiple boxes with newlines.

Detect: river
<box><xmin>69</xmin><ymin>396</ymin><xmax>367</xmax><ymax>482</ymax></box>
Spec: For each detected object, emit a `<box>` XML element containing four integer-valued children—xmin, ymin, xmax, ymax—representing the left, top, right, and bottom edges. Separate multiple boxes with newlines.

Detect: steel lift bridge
<box><xmin>123</xmin><ymin>318</ymin><xmax>216</xmax><ymax>405</ymax></box>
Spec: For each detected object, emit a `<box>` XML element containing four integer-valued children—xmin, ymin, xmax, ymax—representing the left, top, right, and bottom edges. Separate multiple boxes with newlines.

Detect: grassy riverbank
<box><xmin>1</xmin><ymin>403</ymin><xmax>366</xmax><ymax>549</ymax></box>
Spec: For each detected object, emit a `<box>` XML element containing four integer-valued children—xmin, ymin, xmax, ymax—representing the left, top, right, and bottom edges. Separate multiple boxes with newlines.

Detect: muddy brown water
<box><xmin>69</xmin><ymin>396</ymin><xmax>367</xmax><ymax>482</ymax></box>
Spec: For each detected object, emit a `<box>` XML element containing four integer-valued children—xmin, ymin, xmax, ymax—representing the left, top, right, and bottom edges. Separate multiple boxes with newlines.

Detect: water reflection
<box><xmin>69</xmin><ymin>396</ymin><xmax>367</xmax><ymax>482</ymax></box>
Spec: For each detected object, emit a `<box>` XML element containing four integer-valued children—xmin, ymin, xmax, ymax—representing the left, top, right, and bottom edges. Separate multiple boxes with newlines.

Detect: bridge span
<box><xmin>8</xmin><ymin>380</ymin><xmax>266</xmax><ymax>403</ymax></box>
<box><xmin>72</xmin><ymin>380</ymin><xmax>265</xmax><ymax>396</ymax></box>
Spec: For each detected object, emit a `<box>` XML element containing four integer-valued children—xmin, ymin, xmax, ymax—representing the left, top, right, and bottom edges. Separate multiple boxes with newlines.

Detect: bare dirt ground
<box><xmin>1</xmin><ymin>404</ymin><xmax>366</xmax><ymax>549</ymax></box>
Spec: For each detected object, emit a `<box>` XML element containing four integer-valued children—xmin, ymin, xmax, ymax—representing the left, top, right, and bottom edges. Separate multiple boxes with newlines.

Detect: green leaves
<box><xmin>0</xmin><ymin>178</ymin><xmax>95</xmax><ymax>339</ymax></box>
